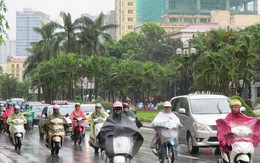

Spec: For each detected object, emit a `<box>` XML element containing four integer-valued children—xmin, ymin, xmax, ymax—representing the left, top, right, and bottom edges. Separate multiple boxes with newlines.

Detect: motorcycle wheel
<box><xmin>167</xmin><ymin>146</ymin><xmax>175</xmax><ymax>163</ymax></box>
<box><xmin>16</xmin><ymin>137</ymin><xmax>22</xmax><ymax>150</ymax></box>
<box><xmin>55</xmin><ymin>142</ymin><xmax>60</xmax><ymax>154</ymax></box>
<box><xmin>78</xmin><ymin>134</ymin><xmax>82</xmax><ymax>145</ymax></box>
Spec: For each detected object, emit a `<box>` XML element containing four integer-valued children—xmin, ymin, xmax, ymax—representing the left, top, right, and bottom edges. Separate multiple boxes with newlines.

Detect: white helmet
<box><xmin>164</xmin><ymin>101</ymin><xmax>171</xmax><ymax>108</ymax></box>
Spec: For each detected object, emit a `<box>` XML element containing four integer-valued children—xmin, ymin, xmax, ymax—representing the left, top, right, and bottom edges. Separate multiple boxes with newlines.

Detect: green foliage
<box><xmin>156</xmin><ymin>104</ymin><xmax>164</xmax><ymax>110</ymax></box>
<box><xmin>100</xmin><ymin>101</ymin><xmax>113</xmax><ymax>114</ymax></box>
<box><xmin>136</xmin><ymin>110</ymin><xmax>159</xmax><ymax>122</ymax></box>
<box><xmin>253</xmin><ymin>97</ymin><xmax>260</xmax><ymax>108</ymax></box>
<box><xmin>0</xmin><ymin>1</ymin><xmax>9</xmax><ymax>45</ymax></box>
<box><xmin>231</xmin><ymin>95</ymin><xmax>256</xmax><ymax>117</ymax></box>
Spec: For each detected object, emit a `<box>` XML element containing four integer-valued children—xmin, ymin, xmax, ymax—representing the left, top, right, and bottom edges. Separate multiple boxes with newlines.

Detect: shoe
<box><xmin>152</xmin><ymin>149</ymin><xmax>159</xmax><ymax>155</ymax></box>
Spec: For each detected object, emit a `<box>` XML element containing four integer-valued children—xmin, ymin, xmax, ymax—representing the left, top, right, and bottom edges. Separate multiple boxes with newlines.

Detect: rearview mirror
<box><xmin>178</xmin><ymin>108</ymin><xmax>186</xmax><ymax>114</ymax></box>
<box><xmin>41</xmin><ymin>114</ymin><xmax>46</xmax><ymax>118</ymax></box>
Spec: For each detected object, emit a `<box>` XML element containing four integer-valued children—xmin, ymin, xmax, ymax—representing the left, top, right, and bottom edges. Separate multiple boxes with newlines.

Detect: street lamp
<box><xmin>176</xmin><ymin>41</ymin><xmax>196</xmax><ymax>95</ymax></box>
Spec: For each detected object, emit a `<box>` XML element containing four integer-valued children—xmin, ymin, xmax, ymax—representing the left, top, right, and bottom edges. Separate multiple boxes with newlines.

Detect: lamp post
<box><xmin>176</xmin><ymin>41</ymin><xmax>196</xmax><ymax>95</ymax></box>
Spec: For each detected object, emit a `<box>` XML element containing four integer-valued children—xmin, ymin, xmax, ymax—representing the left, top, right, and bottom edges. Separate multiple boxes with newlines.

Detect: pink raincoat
<box><xmin>2</xmin><ymin>108</ymin><xmax>14</xmax><ymax>121</ymax></box>
<box><xmin>216</xmin><ymin>112</ymin><xmax>260</xmax><ymax>152</ymax></box>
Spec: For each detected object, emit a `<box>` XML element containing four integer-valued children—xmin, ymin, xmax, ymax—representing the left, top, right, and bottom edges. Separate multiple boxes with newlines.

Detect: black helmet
<box><xmin>123</xmin><ymin>103</ymin><xmax>129</xmax><ymax>108</ymax></box>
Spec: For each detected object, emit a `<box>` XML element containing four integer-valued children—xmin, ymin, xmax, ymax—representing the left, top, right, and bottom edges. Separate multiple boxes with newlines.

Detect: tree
<box><xmin>78</xmin><ymin>12</ymin><xmax>117</xmax><ymax>56</ymax></box>
<box><xmin>56</xmin><ymin>11</ymin><xmax>81</xmax><ymax>53</ymax></box>
<box><xmin>0</xmin><ymin>1</ymin><xmax>9</xmax><ymax>45</ymax></box>
<box><xmin>0</xmin><ymin>74</ymin><xmax>18</xmax><ymax>99</ymax></box>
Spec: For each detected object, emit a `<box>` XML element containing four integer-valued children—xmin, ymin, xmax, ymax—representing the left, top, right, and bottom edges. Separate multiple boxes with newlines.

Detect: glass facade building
<box><xmin>136</xmin><ymin>0</ymin><xmax>258</xmax><ymax>23</ymax></box>
<box><xmin>16</xmin><ymin>8</ymin><xmax>50</xmax><ymax>56</ymax></box>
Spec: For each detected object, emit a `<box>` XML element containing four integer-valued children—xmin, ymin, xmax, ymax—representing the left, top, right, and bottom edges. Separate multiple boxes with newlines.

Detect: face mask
<box><xmin>114</xmin><ymin>110</ymin><xmax>122</xmax><ymax>114</ymax></box>
<box><xmin>124</xmin><ymin>108</ymin><xmax>129</xmax><ymax>112</ymax></box>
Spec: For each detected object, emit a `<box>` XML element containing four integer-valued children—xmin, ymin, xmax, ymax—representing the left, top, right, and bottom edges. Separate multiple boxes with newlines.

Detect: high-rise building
<box><xmin>0</xmin><ymin>40</ymin><xmax>16</xmax><ymax>64</ymax></box>
<box><xmin>115</xmin><ymin>0</ymin><xmax>136</xmax><ymax>40</ymax></box>
<box><xmin>16</xmin><ymin>8</ymin><xmax>50</xmax><ymax>56</ymax></box>
<box><xmin>136</xmin><ymin>0</ymin><xmax>258</xmax><ymax>24</ymax></box>
<box><xmin>105</xmin><ymin>10</ymin><xmax>116</xmax><ymax>40</ymax></box>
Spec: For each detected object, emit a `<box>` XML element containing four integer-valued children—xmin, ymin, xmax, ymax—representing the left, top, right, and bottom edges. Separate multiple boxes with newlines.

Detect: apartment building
<box><xmin>5</xmin><ymin>56</ymin><xmax>27</xmax><ymax>82</ymax></box>
<box><xmin>115</xmin><ymin>0</ymin><xmax>136</xmax><ymax>40</ymax></box>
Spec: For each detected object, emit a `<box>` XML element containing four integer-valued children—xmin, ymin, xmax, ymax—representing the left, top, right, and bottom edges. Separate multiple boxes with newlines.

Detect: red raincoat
<box><xmin>216</xmin><ymin>112</ymin><xmax>260</xmax><ymax>152</ymax></box>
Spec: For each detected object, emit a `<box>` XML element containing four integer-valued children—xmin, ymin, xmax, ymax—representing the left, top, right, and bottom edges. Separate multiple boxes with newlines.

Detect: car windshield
<box><xmin>11</xmin><ymin>98</ymin><xmax>24</xmax><ymax>105</ymax></box>
<box><xmin>31</xmin><ymin>104</ymin><xmax>49</xmax><ymax>114</ymax></box>
<box><xmin>81</xmin><ymin>105</ymin><xmax>95</xmax><ymax>112</ymax></box>
<box><xmin>49</xmin><ymin>105</ymin><xmax>75</xmax><ymax>116</ymax></box>
<box><xmin>190</xmin><ymin>98</ymin><xmax>230</xmax><ymax>114</ymax></box>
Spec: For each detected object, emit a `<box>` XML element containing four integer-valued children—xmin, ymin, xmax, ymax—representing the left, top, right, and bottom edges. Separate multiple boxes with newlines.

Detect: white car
<box><xmin>170</xmin><ymin>94</ymin><xmax>230</xmax><ymax>154</ymax></box>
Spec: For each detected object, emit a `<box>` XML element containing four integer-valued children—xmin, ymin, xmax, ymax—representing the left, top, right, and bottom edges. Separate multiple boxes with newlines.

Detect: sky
<box><xmin>4</xmin><ymin>0</ymin><xmax>115</xmax><ymax>40</ymax></box>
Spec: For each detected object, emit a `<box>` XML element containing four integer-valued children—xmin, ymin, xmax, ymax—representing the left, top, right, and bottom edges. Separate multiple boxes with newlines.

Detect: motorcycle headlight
<box><xmin>193</xmin><ymin>122</ymin><xmax>209</xmax><ymax>131</ymax></box>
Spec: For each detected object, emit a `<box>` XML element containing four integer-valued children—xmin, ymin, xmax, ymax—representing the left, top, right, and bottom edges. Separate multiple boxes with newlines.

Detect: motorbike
<box><xmin>216</xmin><ymin>118</ymin><xmax>260</xmax><ymax>163</ymax></box>
<box><xmin>9</xmin><ymin>118</ymin><xmax>26</xmax><ymax>150</ymax></box>
<box><xmin>22</xmin><ymin>111</ymin><xmax>35</xmax><ymax>132</ymax></box>
<box><xmin>105</xmin><ymin>136</ymin><xmax>134</xmax><ymax>163</ymax></box>
<box><xmin>152</xmin><ymin>121</ymin><xmax>179</xmax><ymax>163</ymax></box>
<box><xmin>97</xmin><ymin>116</ymin><xmax>144</xmax><ymax>163</ymax></box>
<box><xmin>73</xmin><ymin>116</ymin><xmax>86</xmax><ymax>145</ymax></box>
<box><xmin>46</xmin><ymin>118</ymin><xmax>65</xmax><ymax>155</ymax></box>
<box><xmin>89</xmin><ymin>117</ymin><xmax>105</xmax><ymax>153</ymax></box>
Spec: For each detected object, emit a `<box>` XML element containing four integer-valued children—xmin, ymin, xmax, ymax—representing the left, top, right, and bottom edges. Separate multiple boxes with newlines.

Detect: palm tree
<box><xmin>56</xmin><ymin>11</ymin><xmax>81</xmax><ymax>53</ymax></box>
<box><xmin>78</xmin><ymin>12</ymin><xmax>117</xmax><ymax>56</ymax></box>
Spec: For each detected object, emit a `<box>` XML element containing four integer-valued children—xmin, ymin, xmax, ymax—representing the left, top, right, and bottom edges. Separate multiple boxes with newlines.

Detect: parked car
<box><xmin>81</xmin><ymin>104</ymin><xmax>109</xmax><ymax>129</ymax></box>
<box><xmin>170</xmin><ymin>94</ymin><xmax>230</xmax><ymax>154</ymax></box>
<box><xmin>38</xmin><ymin>105</ymin><xmax>75</xmax><ymax>138</ymax></box>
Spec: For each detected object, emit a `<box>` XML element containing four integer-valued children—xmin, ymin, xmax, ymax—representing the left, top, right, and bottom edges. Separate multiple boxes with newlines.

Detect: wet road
<box><xmin>0</xmin><ymin>127</ymin><xmax>260</xmax><ymax>163</ymax></box>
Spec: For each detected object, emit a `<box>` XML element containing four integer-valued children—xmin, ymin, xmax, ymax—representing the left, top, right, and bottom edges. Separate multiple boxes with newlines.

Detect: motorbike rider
<box><xmin>69</xmin><ymin>102</ymin><xmax>86</xmax><ymax>137</ymax></box>
<box><xmin>2</xmin><ymin>102</ymin><xmax>14</xmax><ymax>134</ymax></box>
<box><xmin>42</xmin><ymin>104</ymin><xmax>67</xmax><ymax>144</ymax></box>
<box><xmin>122</xmin><ymin>103</ymin><xmax>135</xmax><ymax>118</ymax></box>
<box><xmin>123</xmin><ymin>103</ymin><xmax>143</xmax><ymax>128</ymax></box>
<box><xmin>218</xmin><ymin>99</ymin><xmax>255</xmax><ymax>153</ymax></box>
<box><xmin>97</xmin><ymin>101</ymin><xmax>144</xmax><ymax>159</ymax></box>
<box><xmin>88</xmin><ymin>103</ymin><xmax>108</xmax><ymax>137</ymax></box>
<box><xmin>6</xmin><ymin>105</ymin><xmax>27</xmax><ymax>143</ymax></box>
<box><xmin>150</xmin><ymin>101</ymin><xmax>181</xmax><ymax>155</ymax></box>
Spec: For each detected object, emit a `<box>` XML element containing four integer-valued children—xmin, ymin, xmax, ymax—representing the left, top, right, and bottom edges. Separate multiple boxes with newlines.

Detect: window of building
<box><xmin>184</xmin><ymin>18</ymin><xmax>193</xmax><ymax>23</ymax></box>
<box><xmin>169</xmin><ymin>18</ymin><xmax>179</xmax><ymax>23</ymax></box>
<box><xmin>128</xmin><ymin>25</ymin><xmax>133</xmax><ymax>29</ymax></box>
<box><xmin>12</xmin><ymin>64</ymin><xmax>14</xmax><ymax>68</ymax></box>
<box><xmin>200</xmin><ymin>18</ymin><xmax>208</xmax><ymax>23</ymax></box>
<box><xmin>128</xmin><ymin>2</ymin><xmax>133</xmax><ymax>6</ymax></box>
<box><xmin>128</xmin><ymin>17</ymin><xmax>133</xmax><ymax>22</ymax></box>
<box><xmin>128</xmin><ymin>10</ymin><xmax>133</xmax><ymax>14</ymax></box>
<box><xmin>16</xmin><ymin>64</ymin><xmax>19</xmax><ymax>68</ymax></box>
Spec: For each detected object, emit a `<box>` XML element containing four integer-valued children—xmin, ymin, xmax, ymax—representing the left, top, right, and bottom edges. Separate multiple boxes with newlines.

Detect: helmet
<box><xmin>164</xmin><ymin>101</ymin><xmax>171</xmax><ymax>108</ymax></box>
<box><xmin>14</xmin><ymin>105</ymin><xmax>21</xmax><ymax>111</ymax></box>
<box><xmin>7</xmin><ymin>102</ymin><xmax>12</xmax><ymax>107</ymax></box>
<box><xmin>126</xmin><ymin>97</ymin><xmax>131</xmax><ymax>102</ymax></box>
<box><xmin>75</xmin><ymin>102</ymin><xmax>81</xmax><ymax>107</ymax></box>
<box><xmin>95</xmin><ymin>103</ymin><xmax>102</xmax><ymax>108</ymax></box>
<box><xmin>229</xmin><ymin>99</ymin><xmax>241</xmax><ymax>107</ymax></box>
<box><xmin>123</xmin><ymin>103</ymin><xmax>129</xmax><ymax>108</ymax></box>
<box><xmin>53</xmin><ymin>104</ymin><xmax>60</xmax><ymax>110</ymax></box>
<box><xmin>113</xmin><ymin>101</ymin><xmax>123</xmax><ymax>108</ymax></box>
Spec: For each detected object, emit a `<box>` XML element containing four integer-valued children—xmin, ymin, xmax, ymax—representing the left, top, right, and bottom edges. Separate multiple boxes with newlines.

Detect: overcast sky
<box><xmin>4</xmin><ymin>0</ymin><xmax>115</xmax><ymax>39</ymax></box>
